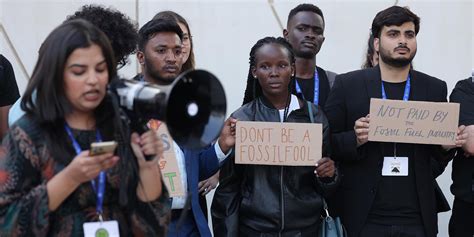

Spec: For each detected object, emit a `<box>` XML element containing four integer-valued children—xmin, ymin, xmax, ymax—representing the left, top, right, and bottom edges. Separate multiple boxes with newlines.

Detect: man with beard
<box><xmin>325</xmin><ymin>6</ymin><xmax>465</xmax><ymax>237</ymax></box>
<box><xmin>283</xmin><ymin>3</ymin><xmax>336</xmax><ymax>108</ymax></box>
<box><xmin>137</xmin><ymin>19</ymin><xmax>235</xmax><ymax>237</ymax></box>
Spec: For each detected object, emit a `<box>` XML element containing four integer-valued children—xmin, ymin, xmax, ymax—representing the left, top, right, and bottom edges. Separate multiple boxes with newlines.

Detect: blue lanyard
<box><xmin>295</xmin><ymin>69</ymin><xmax>319</xmax><ymax>105</ymax></box>
<box><xmin>64</xmin><ymin>124</ymin><xmax>106</xmax><ymax>215</ymax></box>
<box><xmin>381</xmin><ymin>75</ymin><xmax>411</xmax><ymax>101</ymax></box>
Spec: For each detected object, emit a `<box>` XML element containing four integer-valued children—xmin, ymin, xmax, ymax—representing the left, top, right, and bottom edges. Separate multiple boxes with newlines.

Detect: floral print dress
<box><xmin>0</xmin><ymin>116</ymin><xmax>170</xmax><ymax>236</ymax></box>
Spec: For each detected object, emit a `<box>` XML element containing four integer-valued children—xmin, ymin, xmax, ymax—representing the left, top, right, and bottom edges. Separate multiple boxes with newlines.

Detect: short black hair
<box><xmin>371</xmin><ymin>6</ymin><xmax>420</xmax><ymax>38</ymax></box>
<box><xmin>287</xmin><ymin>3</ymin><xmax>324</xmax><ymax>25</ymax></box>
<box><xmin>67</xmin><ymin>5</ymin><xmax>138</xmax><ymax>69</ymax></box>
<box><xmin>138</xmin><ymin>19</ymin><xmax>183</xmax><ymax>51</ymax></box>
<box><xmin>153</xmin><ymin>11</ymin><xmax>195</xmax><ymax>72</ymax></box>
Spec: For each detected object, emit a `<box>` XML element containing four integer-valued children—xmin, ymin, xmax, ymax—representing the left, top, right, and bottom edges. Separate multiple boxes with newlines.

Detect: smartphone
<box><xmin>89</xmin><ymin>141</ymin><xmax>118</xmax><ymax>156</ymax></box>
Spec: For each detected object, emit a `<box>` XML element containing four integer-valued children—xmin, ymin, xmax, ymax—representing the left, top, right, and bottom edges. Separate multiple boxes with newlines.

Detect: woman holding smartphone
<box><xmin>0</xmin><ymin>20</ymin><xmax>168</xmax><ymax>236</ymax></box>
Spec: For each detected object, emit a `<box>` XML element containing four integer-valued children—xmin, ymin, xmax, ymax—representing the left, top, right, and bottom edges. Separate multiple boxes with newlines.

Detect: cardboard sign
<box><xmin>149</xmin><ymin>120</ymin><xmax>185</xmax><ymax>197</ymax></box>
<box><xmin>368</xmin><ymin>98</ymin><xmax>459</xmax><ymax>145</ymax></box>
<box><xmin>235</xmin><ymin>121</ymin><xmax>322</xmax><ymax>166</ymax></box>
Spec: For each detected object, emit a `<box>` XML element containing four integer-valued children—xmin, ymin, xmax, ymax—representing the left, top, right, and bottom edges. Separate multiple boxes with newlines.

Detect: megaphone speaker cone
<box><xmin>166</xmin><ymin>69</ymin><xmax>227</xmax><ymax>149</ymax></box>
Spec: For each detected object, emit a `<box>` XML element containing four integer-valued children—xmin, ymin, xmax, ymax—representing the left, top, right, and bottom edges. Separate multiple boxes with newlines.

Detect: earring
<box><xmin>254</xmin><ymin>76</ymin><xmax>257</xmax><ymax>79</ymax></box>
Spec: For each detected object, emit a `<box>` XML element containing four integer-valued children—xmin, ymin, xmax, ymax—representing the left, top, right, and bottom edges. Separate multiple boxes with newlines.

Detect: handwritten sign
<box><xmin>150</xmin><ymin>120</ymin><xmax>185</xmax><ymax>197</ymax></box>
<box><xmin>235</xmin><ymin>121</ymin><xmax>322</xmax><ymax>166</ymax></box>
<box><xmin>368</xmin><ymin>98</ymin><xmax>459</xmax><ymax>145</ymax></box>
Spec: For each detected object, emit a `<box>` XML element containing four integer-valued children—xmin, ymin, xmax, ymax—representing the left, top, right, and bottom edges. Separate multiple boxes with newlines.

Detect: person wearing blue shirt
<box><xmin>136</xmin><ymin>18</ymin><xmax>235</xmax><ymax>237</ymax></box>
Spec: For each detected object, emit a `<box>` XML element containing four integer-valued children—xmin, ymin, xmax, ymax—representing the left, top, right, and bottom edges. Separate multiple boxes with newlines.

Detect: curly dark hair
<box><xmin>66</xmin><ymin>5</ymin><xmax>138</xmax><ymax>69</ymax></box>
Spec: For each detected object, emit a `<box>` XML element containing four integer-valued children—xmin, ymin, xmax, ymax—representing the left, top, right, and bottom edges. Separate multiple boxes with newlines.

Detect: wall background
<box><xmin>1</xmin><ymin>0</ymin><xmax>472</xmax><ymax>236</ymax></box>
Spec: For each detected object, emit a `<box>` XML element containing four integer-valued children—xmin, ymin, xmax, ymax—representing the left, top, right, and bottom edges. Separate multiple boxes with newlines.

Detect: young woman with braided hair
<box><xmin>211</xmin><ymin>36</ymin><xmax>339</xmax><ymax>237</ymax></box>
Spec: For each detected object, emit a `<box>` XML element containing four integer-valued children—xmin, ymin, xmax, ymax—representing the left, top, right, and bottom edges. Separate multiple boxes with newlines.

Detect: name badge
<box><xmin>382</xmin><ymin>157</ymin><xmax>408</xmax><ymax>176</ymax></box>
<box><xmin>83</xmin><ymin>220</ymin><xmax>120</xmax><ymax>237</ymax></box>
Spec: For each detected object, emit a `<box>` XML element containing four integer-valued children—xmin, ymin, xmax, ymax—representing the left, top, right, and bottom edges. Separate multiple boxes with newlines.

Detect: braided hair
<box><xmin>242</xmin><ymin>37</ymin><xmax>296</xmax><ymax>121</ymax></box>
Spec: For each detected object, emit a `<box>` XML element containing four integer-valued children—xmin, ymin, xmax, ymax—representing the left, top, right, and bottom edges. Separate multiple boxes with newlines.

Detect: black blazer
<box><xmin>324</xmin><ymin>65</ymin><xmax>451</xmax><ymax>237</ymax></box>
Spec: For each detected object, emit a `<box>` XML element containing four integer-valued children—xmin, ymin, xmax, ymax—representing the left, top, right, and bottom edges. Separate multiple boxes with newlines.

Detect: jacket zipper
<box><xmin>279</xmin><ymin>166</ymin><xmax>285</xmax><ymax>235</ymax></box>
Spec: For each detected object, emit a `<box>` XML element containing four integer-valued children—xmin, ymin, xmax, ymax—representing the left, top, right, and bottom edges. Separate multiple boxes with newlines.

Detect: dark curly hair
<box><xmin>66</xmin><ymin>5</ymin><xmax>138</xmax><ymax>69</ymax></box>
<box><xmin>242</xmin><ymin>37</ymin><xmax>296</xmax><ymax>121</ymax></box>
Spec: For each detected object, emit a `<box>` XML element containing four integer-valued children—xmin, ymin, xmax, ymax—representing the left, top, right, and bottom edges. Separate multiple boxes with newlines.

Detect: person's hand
<box><xmin>442</xmin><ymin>125</ymin><xmax>468</xmax><ymax>151</ymax></box>
<box><xmin>65</xmin><ymin>151</ymin><xmax>119</xmax><ymax>185</ymax></box>
<box><xmin>314</xmin><ymin>157</ymin><xmax>335</xmax><ymax>178</ymax></box>
<box><xmin>354</xmin><ymin>114</ymin><xmax>370</xmax><ymax>147</ymax></box>
<box><xmin>218</xmin><ymin>117</ymin><xmax>237</xmax><ymax>154</ymax></box>
<box><xmin>462</xmin><ymin>125</ymin><xmax>474</xmax><ymax>156</ymax></box>
<box><xmin>131</xmin><ymin>131</ymin><xmax>163</xmax><ymax>169</ymax></box>
<box><xmin>198</xmin><ymin>172</ymin><xmax>220</xmax><ymax>196</ymax></box>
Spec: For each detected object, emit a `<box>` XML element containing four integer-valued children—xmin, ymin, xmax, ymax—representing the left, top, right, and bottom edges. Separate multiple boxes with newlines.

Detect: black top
<box><xmin>293</xmin><ymin>67</ymin><xmax>330</xmax><ymax>109</ymax></box>
<box><xmin>368</xmin><ymin>81</ymin><xmax>422</xmax><ymax>225</ymax></box>
<box><xmin>324</xmin><ymin>65</ymin><xmax>448</xmax><ymax>237</ymax></box>
<box><xmin>449</xmin><ymin>77</ymin><xmax>474</xmax><ymax>203</ymax></box>
<box><xmin>0</xmin><ymin>55</ymin><xmax>20</xmax><ymax>107</ymax></box>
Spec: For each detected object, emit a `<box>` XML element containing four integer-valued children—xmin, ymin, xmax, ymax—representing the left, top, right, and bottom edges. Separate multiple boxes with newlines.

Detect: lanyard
<box><xmin>295</xmin><ymin>69</ymin><xmax>319</xmax><ymax>105</ymax></box>
<box><xmin>381</xmin><ymin>75</ymin><xmax>411</xmax><ymax>158</ymax></box>
<box><xmin>381</xmin><ymin>75</ymin><xmax>411</xmax><ymax>101</ymax></box>
<box><xmin>64</xmin><ymin>124</ymin><xmax>106</xmax><ymax>216</ymax></box>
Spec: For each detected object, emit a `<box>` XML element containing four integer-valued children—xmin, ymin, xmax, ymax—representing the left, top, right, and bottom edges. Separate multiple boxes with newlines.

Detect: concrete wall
<box><xmin>1</xmin><ymin>0</ymin><xmax>472</xmax><ymax>236</ymax></box>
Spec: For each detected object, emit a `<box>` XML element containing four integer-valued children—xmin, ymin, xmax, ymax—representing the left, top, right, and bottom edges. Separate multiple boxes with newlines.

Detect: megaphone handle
<box><xmin>132</xmin><ymin>120</ymin><xmax>156</xmax><ymax>161</ymax></box>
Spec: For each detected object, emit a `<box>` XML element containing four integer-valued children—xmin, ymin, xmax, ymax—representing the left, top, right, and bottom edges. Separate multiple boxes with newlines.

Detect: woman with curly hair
<box><xmin>9</xmin><ymin>5</ymin><xmax>139</xmax><ymax>124</ymax></box>
<box><xmin>67</xmin><ymin>5</ymin><xmax>138</xmax><ymax>69</ymax></box>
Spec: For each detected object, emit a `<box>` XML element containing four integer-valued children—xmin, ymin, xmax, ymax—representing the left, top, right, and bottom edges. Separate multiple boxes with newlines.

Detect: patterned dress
<box><xmin>0</xmin><ymin>116</ymin><xmax>170</xmax><ymax>236</ymax></box>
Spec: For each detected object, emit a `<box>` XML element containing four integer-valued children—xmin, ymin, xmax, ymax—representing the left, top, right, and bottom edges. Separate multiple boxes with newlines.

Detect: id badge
<box><xmin>382</xmin><ymin>157</ymin><xmax>408</xmax><ymax>176</ymax></box>
<box><xmin>83</xmin><ymin>220</ymin><xmax>120</xmax><ymax>237</ymax></box>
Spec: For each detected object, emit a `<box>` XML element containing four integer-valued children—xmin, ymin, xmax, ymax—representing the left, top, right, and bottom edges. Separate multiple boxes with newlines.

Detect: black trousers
<box><xmin>239</xmin><ymin>224</ymin><xmax>320</xmax><ymax>237</ymax></box>
<box><xmin>449</xmin><ymin>198</ymin><xmax>474</xmax><ymax>237</ymax></box>
<box><xmin>360</xmin><ymin>223</ymin><xmax>426</xmax><ymax>237</ymax></box>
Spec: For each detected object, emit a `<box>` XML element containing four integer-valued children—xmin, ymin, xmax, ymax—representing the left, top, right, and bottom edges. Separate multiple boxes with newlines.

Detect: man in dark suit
<box><xmin>325</xmin><ymin>6</ymin><xmax>465</xmax><ymax>237</ymax></box>
<box><xmin>448</xmin><ymin>76</ymin><xmax>474</xmax><ymax>237</ymax></box>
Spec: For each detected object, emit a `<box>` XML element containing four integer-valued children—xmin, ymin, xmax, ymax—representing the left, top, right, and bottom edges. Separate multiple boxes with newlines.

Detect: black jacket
<box><xmin>449</xmin><ymin>77</ymin><xmax>474</xmax><ymax>203</ymax></box>
<box><xmin>211</xmin><ymin>96</ymin><xmax>338</xmax><ymax>237</ymax></box>
<box><xmin>325</xmin><ymin>65</ymin><xmax>454</xmax><ymax>237</ymax></box>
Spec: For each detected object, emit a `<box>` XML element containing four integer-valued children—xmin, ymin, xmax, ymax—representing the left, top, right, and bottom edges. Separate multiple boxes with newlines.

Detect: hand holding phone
<box><xmin>89</xmin><ymin>141</ymin><xmax>118</xmax><ymax>156</ymax></box>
